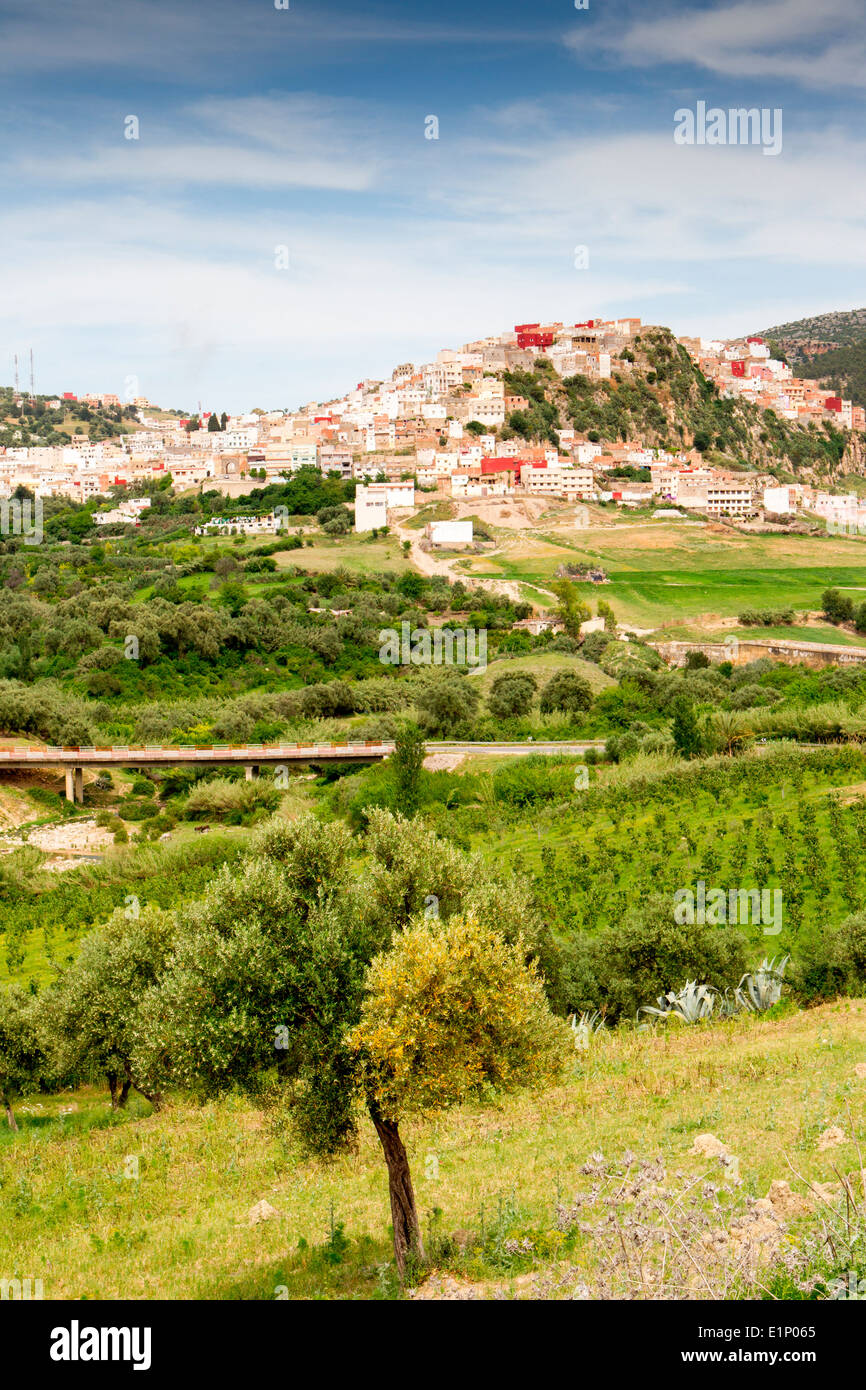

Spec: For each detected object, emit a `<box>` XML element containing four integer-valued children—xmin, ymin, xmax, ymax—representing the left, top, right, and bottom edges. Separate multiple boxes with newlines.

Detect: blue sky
<box><xmin>1</xmin><ymin>0</ymin><xmax>865</xmax><ymax>412</ymax></box>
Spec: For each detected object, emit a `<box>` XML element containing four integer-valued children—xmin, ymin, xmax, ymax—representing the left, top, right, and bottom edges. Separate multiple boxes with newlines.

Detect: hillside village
<box><xmin>3</xmin><ymin>316</ymin><xmax>866</xmax><ymax>541</ymax></box>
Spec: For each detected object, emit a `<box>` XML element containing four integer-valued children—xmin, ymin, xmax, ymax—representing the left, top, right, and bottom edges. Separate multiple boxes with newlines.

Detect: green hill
<box><xmin>503</xmin><ymin>327</ymin><xmax>860</xmax><ymax>480</ymax></box>
<box><xmin>795</xmin><ymin>340</ymin><xmax>866</xmax><ymax>412</ymax></box>
<box><xmin>755</xmin><ymin>306</ymin><xmax>866</xmax><ymax>353</ymax></box>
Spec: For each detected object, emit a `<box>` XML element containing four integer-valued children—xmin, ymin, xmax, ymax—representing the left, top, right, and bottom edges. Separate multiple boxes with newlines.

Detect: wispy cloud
<box><xmin>569</xmin><ymin>0</ymin><xmax>866</xmax><ymax>89</ymax></box>
<box><xmin>0</xmin><ymin>0</ymin><xmax>552</xmax><ymax>77</ymax></box>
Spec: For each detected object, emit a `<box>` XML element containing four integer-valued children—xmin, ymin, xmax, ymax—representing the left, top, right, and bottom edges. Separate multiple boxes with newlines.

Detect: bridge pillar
<box><xmin>244</xmin><ymin>765</ymin><xmax>259</xmax><ymax>781</ymax></box>
<box><xmin>64</xmin><ymin>767</ymin><xmax>84</xmax><ymax>803</ymax></box>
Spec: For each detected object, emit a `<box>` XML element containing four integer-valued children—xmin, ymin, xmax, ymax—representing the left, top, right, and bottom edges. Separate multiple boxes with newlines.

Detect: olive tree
<box><xmin>132</xmin><ymin>812</ymin><xmax>566</xmax><ymax>1277</ymax></box>
<box><xmin>487</xmin><ymin>671</ymin><xmax>537</xmax><ymax>719</ymax></box>
<box><xmin>0</xmin><ymin>985</ymin><xmax>42</xmax><ymax>1130</ymax></box>
<box><xmin>40</xmin><ymin>903</ymin><xmax>175</xmax><ymax>1110</ymax></box>
<box><xmin>539</xmin><ymin>669</ymin><xmax>593</xmax><ymax>715</ymax></box>
<box><xmin>347</xmin><ymin>913</ymin><xmax>569</xmax><ymax>1275</ymax></box>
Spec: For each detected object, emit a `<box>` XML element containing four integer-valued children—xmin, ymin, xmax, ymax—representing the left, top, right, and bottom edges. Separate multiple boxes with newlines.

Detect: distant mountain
<box><xmin>751</xmin><ymin>308</ymin><xmax>866</xmax><ymax>411</ymax></box>
<box><xmin>754</xmin><ymin>307</ymin><xmax>866</xmax><ymax>356</ymax></box>
<box><xmin>795</xmin><ymin>342</ymin><xmax>866</xmax><ymax>412</ymax></box>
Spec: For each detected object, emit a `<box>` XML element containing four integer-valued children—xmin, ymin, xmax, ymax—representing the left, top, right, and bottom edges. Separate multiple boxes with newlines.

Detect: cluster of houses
<box><xmin>2</xmin><ymin>316</ymin><xmax>863</xmax><ymax>529</ymax></box>
<box><xmin>679</xmin><ymin>334</ymin><xmax>864</xmax><ymax>432</ymax></box>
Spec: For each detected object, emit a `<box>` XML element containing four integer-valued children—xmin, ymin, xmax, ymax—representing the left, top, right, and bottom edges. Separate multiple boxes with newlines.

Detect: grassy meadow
<box><xmin>3</xmin><ymin>999</ymin><xmax>864</xmax><ymax>1299</ymax></box>
<box><xmin>452</xmin><ymin>519</ymin><xmax>866</xmax><ymax>629</ymax></box>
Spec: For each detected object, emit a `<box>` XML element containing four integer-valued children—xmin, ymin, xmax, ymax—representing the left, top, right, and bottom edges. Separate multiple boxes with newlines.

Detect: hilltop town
<box><xmin>3</xmin><ymin>315</ymin><xmax>866</xmax><ymax>540</ymax></box>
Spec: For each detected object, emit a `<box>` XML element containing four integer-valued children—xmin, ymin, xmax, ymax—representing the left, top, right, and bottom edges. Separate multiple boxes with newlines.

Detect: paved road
<box><xmin>428</xmin><ymin>741</ymin><xmax>604</xmax><ymax>755</ymax></box>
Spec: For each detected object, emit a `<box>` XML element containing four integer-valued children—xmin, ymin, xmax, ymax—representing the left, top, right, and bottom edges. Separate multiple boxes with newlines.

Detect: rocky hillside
<box><xmin>500</xmin><ymin>326</ymin><xmax>865</xmax><ymax>483</ymax></box>
<box><xmin>794</xmin><ymin>342</ymin><xmax>866</xmax><ymax>413</ymax></box>
<box><xmin>755</xmin><ymin>306</ymin><xmax>866</xmax><ymax>356</ymax></box>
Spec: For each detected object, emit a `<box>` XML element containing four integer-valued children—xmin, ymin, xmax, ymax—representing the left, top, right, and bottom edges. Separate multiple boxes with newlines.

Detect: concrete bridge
<box><xmin>0</xmin><ymin>739</ymin><xmax>603</xmax><ymax>802</ymax></box>
<box><xmin>655</xmin><ymin>637</ymin><xmax>866</xmax><ymax>671</ymax></box>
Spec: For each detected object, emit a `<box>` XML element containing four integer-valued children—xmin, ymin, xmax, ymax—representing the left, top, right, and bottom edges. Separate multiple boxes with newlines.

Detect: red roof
<box><xmin>481</xmin><ymin>456</ymin><xmax>524</xmax><ymax>474</ymax></box>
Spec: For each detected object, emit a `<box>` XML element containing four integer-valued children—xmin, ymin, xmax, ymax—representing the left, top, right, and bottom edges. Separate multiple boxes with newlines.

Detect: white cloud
<box><xmin>570</xmin><ymin>0</ymin><xmax>866</xmax><ymax>89</ymax></box>
<box><xmin>19</xmin><ymin>142</ymin><xmax>379</xmax><ymax>193</ymax></box>
<box><xmin>3</xmin><ymin>96</ymin><xmax>865</xmax><ymax>408</ymax></box>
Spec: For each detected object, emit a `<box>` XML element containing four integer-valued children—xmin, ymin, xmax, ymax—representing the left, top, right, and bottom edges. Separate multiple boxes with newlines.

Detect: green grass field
<box><xmin>450</xmin><ymin>523</ymin><xmax>866</xmax><ymax>628</ymax></box>
<box><xmin>657</xmin><ymin>622</ymin><xmax>866</xmax><ymax>647</ymax></box>
<box><xmin>3</xmin><ymin>1001</ymin><xmax>863</xmax><ymax>1299</ymax></box>
<box><xmin>274</xmin><ymin>536</ymin><xmax>408</xmax><ymax>573</ymax></box>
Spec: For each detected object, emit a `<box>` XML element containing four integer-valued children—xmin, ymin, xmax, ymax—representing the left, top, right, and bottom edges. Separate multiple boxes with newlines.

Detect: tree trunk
<box><xmin>368</xmin><ymin>1102</ymin><xmax>424</xmax><ymax>1280</ymax></box>
<box><xmin>107</xmin><ymin>1071</ymin><xmax>120</xmax><ymax>1110</ymax></box>
<box><xmin>123</xmin><ymin>1063</ymin><xmax>161</xmax><ymax>1112</ymax></box>
<box><xmin>2</xmin><ymin>1092</ymin><xmax>18</xmax><ymax>1132</ymax></box>
<box><xmin>118</xmin><ymin>1079</ymin><xmax>131</xmax><ymax>1109</ymax></box>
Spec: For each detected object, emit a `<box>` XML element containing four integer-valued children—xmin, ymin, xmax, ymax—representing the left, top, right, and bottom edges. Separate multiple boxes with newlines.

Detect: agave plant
<box><xmin>569</xmin><ymin>1010</ymin><xmax>608</xmax><ymax>1051</ymax></box>
<box><xmin>735</xmin><ymin>955</ymin><xmax>789</xmax><ymax>1013</ymax></box>
<box><xmin>641</xmin><ymin>980</ymin><xmax>718</xmax><ymax>1024</ymax></box>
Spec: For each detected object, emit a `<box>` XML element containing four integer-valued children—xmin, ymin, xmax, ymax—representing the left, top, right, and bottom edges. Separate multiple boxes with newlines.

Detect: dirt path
<box><xmin>392</xmin><ymin>518</ymin><xmax>558</xmax><ymax>608</ymax></box>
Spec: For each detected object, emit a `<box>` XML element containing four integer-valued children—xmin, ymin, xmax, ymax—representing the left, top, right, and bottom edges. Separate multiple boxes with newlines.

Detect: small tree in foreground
<box><xmin>347</xmin><ymin>913</ymin><xmax>569</xmax><ymax>1277</ymax></box>
<box><xmin>131</xmin><ymin>813</ymin><xmax>565</xmax><ymax>1280</ymax></box>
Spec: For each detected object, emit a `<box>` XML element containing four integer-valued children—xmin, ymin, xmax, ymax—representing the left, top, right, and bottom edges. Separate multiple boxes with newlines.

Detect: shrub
<box><xmin>413</xmin><ymin>671</ymin><xmax>480</xmax><ymax>736</ymax></box>
<box><xmin>568</xmin><ymin>894</ymin><xmax>748</xmax><ymax>1022</ymax></box>
<box><xmin>539</xmin><ymin>670</ymin><xmax>593</xmax><ymax>715</ymax></box>
<box><xmin>180</xmin><ymin>776</ymin><xmax>280</xmax><ymax>822</ymax></box>
<box><xmin>580</xmin><ymin>631</ymin><xmax>612</xmax><ymax>663</ymax></box>
<box><xmin>120</xmin><ymin>799</ymin><xmax>160</xmax><ymax>821</ymax></box>
<box><xmin>790</xmin><ymin>910</ymin><xmax>866</xmax><ymax>1003</ymax></box>
<box><xmin>822</xmin><ymin>588</ymin><xmax>854</xmax><ymax>625</ymax></box>
<box><xmin>487</xmin><ymin>672</ymin><xmax>537</xmax><ymax>718</ymax></box>
<box><xmin>728</xmin><ymin>684</ymin><xmax>781</xmax><ymax>711</ymax></box>
<box><xmin>492</xmin><ymin>757</ymin><xmax>576</xmax><ymax>807</ymax></box>
<box><xmin>130</xmin><ymin>777</ymin><xmax>157</xmax><ymax>797</ymax></box>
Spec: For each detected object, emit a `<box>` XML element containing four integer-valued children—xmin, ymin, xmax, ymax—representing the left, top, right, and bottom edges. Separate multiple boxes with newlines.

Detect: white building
<box><xmin>706</xmin><ymin>483</ymin><xmax>755</xmax><ymax>518</ymax></box>
<box><xmin>427</xmin><ymin>519</ymin><xmax>473</xmax><ymax>546</ymax></box>
<box><xmin>524</xmin><ymin>466</ymin><xmax>594</xmax><ymax>499</ymax></box>
<box><xmin>763</xmin><ymin>485</ymin><xmax>794</xmax><ymax>515</ymax></box>
<box><xmin>354</xmin><ymin>481</ymin><xmax>415</xmax><ymax>532</ymax></box>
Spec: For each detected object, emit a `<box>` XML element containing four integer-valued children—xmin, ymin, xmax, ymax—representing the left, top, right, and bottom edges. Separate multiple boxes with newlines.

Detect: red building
<box><xmin>481</xmin><ymin>456</ymin><xmax>527</xmax><ymax>483</ymax></box>
<box><xmin>825</xmin><ymin>397</ymin><xmax>843</xmax><ymax>412</ymax></box>
<box><xmin>514</xmin><ymin>322</ymin><xmax>555</xmax><ymax>350</ymax></box>
<box><xmin>731</xmin><ymin>360</ymin><xmax>746</xmax><ymax>377</ymax></box>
